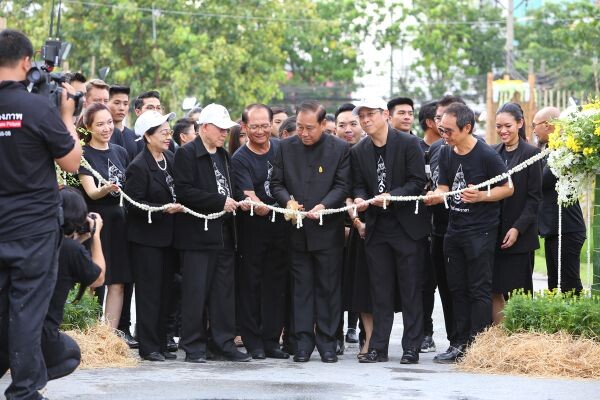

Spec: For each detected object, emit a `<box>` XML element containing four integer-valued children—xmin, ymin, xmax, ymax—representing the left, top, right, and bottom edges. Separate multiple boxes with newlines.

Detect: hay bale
<box><xmin>65</xmin><ymin>323</ymin><xmax>138</xmax><ymax>369</ymax></box>
<box><xmin>457</xmin><ymin>326</ymin><xmax>600</xmax><ymax>379</ymax></box>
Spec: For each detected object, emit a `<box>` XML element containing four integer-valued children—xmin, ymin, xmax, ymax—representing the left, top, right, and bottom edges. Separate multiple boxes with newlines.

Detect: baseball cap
<box><xmin>197</xmin><ymin>103</ymin><xmax>238</xmax><ymax>129</ymax></box>
<box><xmin>352</xmin><ymin>97</ymin><xmax>388</xmax><ymax>116</ymax></box>
<box><xmin>134</xmin><ymin>110</ymin><xmax>176</xmax><ymax>138</ymax></box>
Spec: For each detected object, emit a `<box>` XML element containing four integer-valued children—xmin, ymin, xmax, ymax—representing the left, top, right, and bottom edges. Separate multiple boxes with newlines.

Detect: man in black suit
<box><xmin>270</xmin><ymin>100</ymin><xmax>350</xmax><ymax>363</ymax></box>
<box><xmin>173</xmin><ymin>103</ymin><xmax>251</xmax><ymax>363</ymax></box>
<box><xmin>534</xmin><ymin>107</ymin><xmax>586</xmax><ymax>294</ymax></box>
<box><xmin>351</xmin><ymin>97</ymin><xmax>429</xmax><ymax>364</ymax></box>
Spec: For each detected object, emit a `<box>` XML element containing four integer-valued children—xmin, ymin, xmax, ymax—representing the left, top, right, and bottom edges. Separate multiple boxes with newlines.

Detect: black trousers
<box><xmin>365</xmin><ymin>229</ymin><xmax>423</xmax><ymax>352</ymax></box>
<box><xmin>42</xmin><ymin>329</ymin><xmax>81</xmax><ymax>381</ymax></box>
<box><xmin>421</xmin><ymin>237</ymin><xmax>436</xmax><ymax>337</ymax></box>
<box><xmin>131</xmin><ymin>243</ymin><xmax>174</xmax><ymax>356</ymax></box>
<box><xmin>444</xmin><ymin>229</ymin><xmax>496</xmax><ymax>346</ymax></box>
<box><xmin>291</xmin><ymin>246</ymin><xmax>343</xmax><ymax>356</ymax></box>
<box><xmin>238</xmin><ymin>219</ymin><xmax>288</xmax><ymax>353</ymax></box>
<box><xmin>545</xmin><ymin>232</ymin><xmax>585</xmax><ymax>294</ymax></box>
<box><xmin>430</xmin><ymin>234</ymin><xmax>456</xmax><ymax>345</ymax></box>
<box><xmin>180</xmin><ymin>234</ymin><xmax>237</xmax><ymax>357</ymax></box>
<box><xmin>0</xmin><ymin>229</ymin><xmax>60</xmax><ymax>400</ymax></box>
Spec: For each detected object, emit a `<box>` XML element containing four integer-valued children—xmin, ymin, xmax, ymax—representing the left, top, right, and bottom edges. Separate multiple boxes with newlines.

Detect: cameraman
<box><xmin>42</xmin><ymin>187</ymin><xmax>105</xmax><ymax>381</ymax></box>
<box><xmin>0</xmin><ymin>29</ymin><xmax>82</xmax><ymax>400</ymax></box>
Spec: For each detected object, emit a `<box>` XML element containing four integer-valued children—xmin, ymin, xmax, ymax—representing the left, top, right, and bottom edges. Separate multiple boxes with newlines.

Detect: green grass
<box><xmin>533</xmin><ymin>237</ymin><xmax>593</xmax><ymax>288</ymax></box>
<box><xmin>503</xmin><ymin>290</ymin><xmax>600</xmax><ymax>339</ymax></box>
<box><xmin>61</xmin><ymin>284</ymin><xmax>102</xmax><ymax>331</ymax></box>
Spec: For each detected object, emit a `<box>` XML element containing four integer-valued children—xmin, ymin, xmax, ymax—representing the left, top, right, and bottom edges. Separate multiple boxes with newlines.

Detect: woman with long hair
<box><xmin>491</xmin><ymin>102</ymin><xmax>542</xmax><ymax>323</ymax></box>
<box><xmin>77</xmin><ymin>103</ymin><xmax>131</xmax><ymax>334</ymax></box>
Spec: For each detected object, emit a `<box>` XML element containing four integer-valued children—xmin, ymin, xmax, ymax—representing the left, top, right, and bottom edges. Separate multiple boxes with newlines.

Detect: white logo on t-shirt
<box><xmin>264</xmin><ymin>161</ymin><xmax>273</xmax><ymax>199</ymax></box>
<box><xmin>108</xmin><ymin>159</ymin><xmax>125</xmax><ymax>197</ymax></box>
<box><xmin>213</xmin><ymin>162</ymin><xmax>230</xmax><ymax>197</ymax></box>
<box><xmin>377</xmin><ymin>155</ymin><xmax>386</xmax><ymax>194</ymax></box>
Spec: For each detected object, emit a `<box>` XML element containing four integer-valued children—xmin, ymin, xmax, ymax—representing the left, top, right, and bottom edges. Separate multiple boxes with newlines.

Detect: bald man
<box><xmin>534</xmin><ymin>107</ymin><xmax>585</xmax><ymax>294</ymax></box>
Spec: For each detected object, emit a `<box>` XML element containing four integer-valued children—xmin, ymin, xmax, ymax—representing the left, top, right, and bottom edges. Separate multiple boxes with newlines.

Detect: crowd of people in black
<box><xmin>0</xmin><ymin>29</ymin><xmax>587</xmax><ymax>400</ymax></box>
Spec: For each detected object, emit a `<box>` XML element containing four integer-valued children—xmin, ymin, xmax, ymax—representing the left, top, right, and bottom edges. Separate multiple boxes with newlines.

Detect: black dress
<box><xmin>79</xmin><ymin>143</ymin><xmax>132</xmax><ymax>285</ymax></box>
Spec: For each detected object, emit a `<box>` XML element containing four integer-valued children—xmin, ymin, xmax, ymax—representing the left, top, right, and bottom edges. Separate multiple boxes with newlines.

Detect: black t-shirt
<box><xmin>500</xmin><ymin>147</ymin><xmax>516</xmax><ymax>166</ymax></box>
<box><xmin>0</xmin><ymin>81</ymin><xmax>75</xmax><ymax>241</ymax></box>
<box><xmin>438</xmin><ymin>140</ymin><xmax>508</xmax><ymax>234</ymax></box>
<box><xmin>428</xmin><ymin>139</ymin><xmax>449</xmax><ymax>236</ymax></box>
<box><xmin>231</xmin><ymin>139</ymin><xmax>279</xmax><ymax>205</ymax></box>
<box><xmin>45</xmin><ymin>237</ymin><xmax>101</xmax><ymax>331</ymax></box>
<box><xmin>110</xmin><ymin>126</ymin><xmax>140</xmax><ymax>162</ymax></box>
<box><xmin>210</xmin><ymin>152</ymin><xmax>231</xmax><ymax>198</ymax></box>
<box><xmin>372</xmin><ymin>143</ymin><xmax>400</xmax><ymax>234</ymax></box>
<box><xmin>79</xmin><ymin>143</ymin><xmax>129</xmax><ymax>205</ymax></box>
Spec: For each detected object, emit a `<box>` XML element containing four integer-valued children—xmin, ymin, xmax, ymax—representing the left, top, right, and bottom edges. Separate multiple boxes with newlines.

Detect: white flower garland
<box><xmin>81</xmin><ymin>149</ymin><xmax>549</xmax><ymax>231</ymax></box>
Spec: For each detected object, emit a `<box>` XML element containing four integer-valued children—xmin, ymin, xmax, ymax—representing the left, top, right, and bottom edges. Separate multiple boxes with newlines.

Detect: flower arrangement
<box><xmin>547</xmin><ymin>99</ymin><xmax>600</xmax><ymax>205</ymax></box>
<box><xmin>55</xmin><ymin>127</ymin><xmax>90</xmax><ymax>187</ymax></box>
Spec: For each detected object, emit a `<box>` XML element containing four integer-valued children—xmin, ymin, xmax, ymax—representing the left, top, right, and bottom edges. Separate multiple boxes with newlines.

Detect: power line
<box><xmin>58</xmin><ymin>0</ymin><xmax>600</xmax><ymax>26</ymax></box>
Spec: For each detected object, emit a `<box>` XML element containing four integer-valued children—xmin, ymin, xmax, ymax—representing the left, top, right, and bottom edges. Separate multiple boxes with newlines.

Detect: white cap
<box><xmin>197</xmin><ymin>103</ymin><xmax>238</xmax><ymax>129</ymax></box>
<box><xmin>352</xmin><ymin>97</ymin><xmax>388</xmax><ymax>116</ymax></box>
<box><xmin>134</xmin><ymin>110</ymin><xmax>176</xmax><ymax>138</ymax></box>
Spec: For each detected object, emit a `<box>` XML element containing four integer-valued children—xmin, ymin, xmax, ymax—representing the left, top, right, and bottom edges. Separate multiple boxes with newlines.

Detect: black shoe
<box><xmin>335</xmin><ymin>340</ymin><xmax>344</xmax><ymax>355</ymax></box>
<box><xmin>320</xmin><ymin>351</ymin><xmax>338</xmax><ymax>363</ymax></box>
<box><xmin>293</xmin><ymin>350</ymin><xmax>311</xmax><ymax>362</ymax></box>
<box><xmin>420</xmin><ymin>335</ymin><xmax>436</xmax><ymax>353</ymax></box>
<box><xmin>166</xmin><ymin>337</ymin><xmax>178</xmax><ymax>352</ymax></box>
<box><xmin>359</xmin><ymin>349</ymin><xmax>388</xmax><ymax>363</ymax></box>
<box><xmin>223</xmin><ymin>350</ymin><xmax>251</xmax><ymax>362</ymax></box>
<box><xmin>250</xmin><ymin>349</ymin><xmax>266</xmax><ymax>360</ymax></box>
<box><xmin>281</xmin><ymin>341</ymin><xmax>297</xmax><ymax>356</ymax></box>
<box><xmin>163</xmin><ymin>351</ymin><xmax>177</xmax><ymax>360</ymax></box>
<box><xmin>116</xmin><ymin>330</ymin><xmax>139</xmax><ymax>349</ymax></box>
<box><xmin>185</xmin><ymin>353</ymin><xmax>207</xmax><ymax>363</ymax></box>
<box><xmin>265</xmin><ymin>348</ymin><xmax>290</xmax><ymax>359</ymax></box>
<box><xmin>433</xmin><ymin>345</ymin><xmax>466</xmax><ymax>364</ymax></box>
<box><xmin>400</xmin><ymin>348</ymin><xmax>419</xmax><ymax>364</ymax></box>
<box><xmin>345</xmin><ymin>328</ymin><xmax>359</xmax><ymax>343</ymax></box>
<box><xmin>142</xmin><ymin>352</ymin><xmax>165</xmax><ymax>362</ymax></box>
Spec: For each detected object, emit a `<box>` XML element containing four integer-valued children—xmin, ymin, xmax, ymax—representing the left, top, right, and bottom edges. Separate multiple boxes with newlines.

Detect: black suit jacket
<box><xmin>492</xmin><ymin>139</ymin><xmax>542</xmax><ymax>253</ymax></box>
<box><xmin>270</xmin><ymin>134</ymin><xmax>350</xmax><ymax>251</ymax></box>
<box><xmin>538</xmin><ymin>150</ymin><xmax>585</xmax><ymax>237</ymax></box>
<box><xmin>173</xmin><ymin>137</ymin><xmax>241</xmax><ymax>251</ymax></box>
<box><xmin>351</xmin><ymin>126</ymin><xmax>430</xmax><ymax>242</ymax></box>
<box><xmin>124</xmin><ymin>147</ymin><xmax>176</xmax><ymax>247</ymax></box>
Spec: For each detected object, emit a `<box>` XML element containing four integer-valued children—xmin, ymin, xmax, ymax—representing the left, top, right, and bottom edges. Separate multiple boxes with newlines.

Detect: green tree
<box><xmin>514</xmin><ymin>0</ymin><xmax>600</xmax><ymax>95</ymax></box>
<box><xmin>3</xmin><ymin>0</ymin><xmax>373</xmax><ymax>116</ymax></box>
<box><xmin>380</xmin><ymin>0</ymin><xmax>505</xmax><ymax>101</ymax></box>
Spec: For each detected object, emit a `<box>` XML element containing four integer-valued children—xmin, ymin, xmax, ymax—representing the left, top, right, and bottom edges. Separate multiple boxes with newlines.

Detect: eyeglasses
<box><xmin>158</xmin><ymin>129</ymin><xmax>173</xmax><ymax>138</ymax></box>
<box><xmin>247</xmin><ymin>124</ymin><xmax>271</xmax><ymax>132</ymax></box>
<box><xmin>358</xmin><ymin>110</ymin><xmax>382</xmax><ymax>120</ymax></box>
<box><xmin>144</xmin><ymin>105</ymin><xmax>164</xmax><ymax>112</ymax></box>
<box><xmin>437</xmin><ymin>127</ymin><xmax>454</xmax><ymax>136</ymax></box>
<box><xmin>531</xmin><ymin>120</ymin><xmax>547</xmax><ymax>129</ymax></box>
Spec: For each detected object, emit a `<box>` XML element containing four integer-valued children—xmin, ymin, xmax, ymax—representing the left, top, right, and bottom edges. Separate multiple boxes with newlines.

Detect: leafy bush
<box><xmin>61</xmin><ymin>284</ymin><xmax>102</xmax><ymax>331</ymax></box>
<box><xmin>503</xmin><ymin>290</ymin><xmax>600</xmax><ymax>340</ymax></box>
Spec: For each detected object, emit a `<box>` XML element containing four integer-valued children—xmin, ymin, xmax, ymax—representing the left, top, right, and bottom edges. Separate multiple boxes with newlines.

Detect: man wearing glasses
<box><xmin>271</xmin><ymin>100</ymin><xmax>350</xmax><ymax>363</ymax></box>
<box><xmin>232</xmin><ymin>104</ymin><xmax>290</xmax><ymax>360</ymax></box>
<box><xmin>134</xmin><ymin>90</ymin><xmax>163</xmax><ymax>116</ymax></box>
<box><xmin>351</xmin><ymin>97</ymin><xmax>429</xmax><ymax>365</ymax></box>
<box><xmin>425</xmin><ymin>102</ymin><xmax>513</xmax><ymax>363</ymax></box>
<box><xmin>534</xmin><ymin>107</ymin><xmax>586</xmax><ymax>294</ymax></box>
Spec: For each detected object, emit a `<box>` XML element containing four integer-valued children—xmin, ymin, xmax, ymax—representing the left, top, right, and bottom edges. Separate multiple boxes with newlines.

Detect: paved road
<box><xmin>3</xmin><ymin>274</ymin><xmax>599</xmax><ymax>399</ymax></box>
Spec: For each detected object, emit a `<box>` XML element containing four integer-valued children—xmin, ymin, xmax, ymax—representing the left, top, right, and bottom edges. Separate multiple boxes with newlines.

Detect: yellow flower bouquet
<box><xmin>547</xmin><ymin>100</ymin><xmax>600</xmax><ymax>205</ymax></box>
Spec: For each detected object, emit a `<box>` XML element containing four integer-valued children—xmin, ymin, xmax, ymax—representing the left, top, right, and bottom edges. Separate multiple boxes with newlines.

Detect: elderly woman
<box><xmin>77</xmin><ymin>103</ymin><xmax>130</xmax><ymax>334</ymax></box>
<box><xmin>124</xmin><ymin>111</ymin><xmax>184</xmax><ymax>361</ymax></box>
<box><xmin>492</xmin><ymin>102</ymin><xmax>542</xmax><ymax>323</ymax></box>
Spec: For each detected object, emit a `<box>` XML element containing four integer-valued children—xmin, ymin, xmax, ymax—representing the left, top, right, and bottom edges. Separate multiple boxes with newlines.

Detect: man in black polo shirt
<box><xmin>109</xmin><ymin>85</ymin><xmax>139</xmax><ymax>162</ymax></box>
<box><xmin>0</xmin><ymin>29</ymin><xmax>82</xmax><ymax>400</ymax></box>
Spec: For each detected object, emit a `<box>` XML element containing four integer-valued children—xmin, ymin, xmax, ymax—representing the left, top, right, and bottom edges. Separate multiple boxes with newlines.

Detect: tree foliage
<box><xmin>3</xmin><ymin>0</ymin><xmax>373</xmax><ymax>116</ymax></box>
<box><xmin>514</xmin><ymin>0</ymin><xmax>600</xmax><ymax>94</ymax></box>
<box><xmin>380</xmin><ymin>0</ymin><xmax>505</xmax><ymax>101</ymax></box>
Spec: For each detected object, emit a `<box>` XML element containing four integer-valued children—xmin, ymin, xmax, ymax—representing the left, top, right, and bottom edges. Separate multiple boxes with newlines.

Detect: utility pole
<box><xmin>505</xmin><ymin>0</ymin><xmax>514</xmax><ymax>77</ymax></box>
<box><xmin>389</xmin><ymin>5</ymin><xmax>395</xmax><ymax>98</ymax></box>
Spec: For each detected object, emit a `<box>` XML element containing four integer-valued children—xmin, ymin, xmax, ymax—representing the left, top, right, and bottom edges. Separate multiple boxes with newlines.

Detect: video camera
<box><xmin>26</xmin><ymin>0</ymin><xmax>84</xmax><ymax>116</ymax></box>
